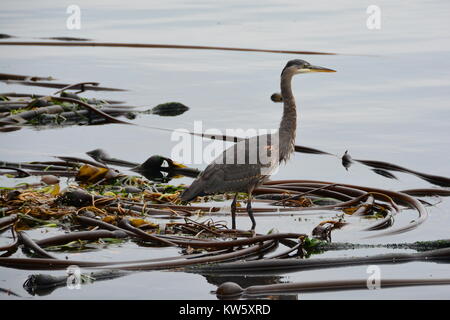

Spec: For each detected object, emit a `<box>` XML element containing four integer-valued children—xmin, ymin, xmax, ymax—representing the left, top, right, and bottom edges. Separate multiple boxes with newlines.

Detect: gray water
<box><xmin>0</xmin><ymin>0</ymin><xmax>449</xmax><ymax>299</ymax></box>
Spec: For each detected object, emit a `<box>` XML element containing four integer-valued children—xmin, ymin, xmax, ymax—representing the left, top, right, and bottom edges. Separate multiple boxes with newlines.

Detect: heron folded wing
<box><xmin>203</xmin><ymin>163</ymin><xmax>269</xmax><ymax>194</ymax></box>
<box><xmin>181</xmin><ymin>134</ymin><xmax>279</xmax><ymax>200</ymax></box>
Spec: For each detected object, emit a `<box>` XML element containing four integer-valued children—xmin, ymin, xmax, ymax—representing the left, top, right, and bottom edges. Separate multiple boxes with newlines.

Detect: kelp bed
<box><xmin>1</xmin><ymin>74</ymin><xmax>450</xmax><ymax>299</ymax></box>
<box><xmin>0</xmin><ymin>74</ymin><xmax>190</xmax><ymax>133</ymax></box>
<box><xmin>1</xmin><ymin>149</ymin><xmax>450</xmax><ymax>298</ymax></box>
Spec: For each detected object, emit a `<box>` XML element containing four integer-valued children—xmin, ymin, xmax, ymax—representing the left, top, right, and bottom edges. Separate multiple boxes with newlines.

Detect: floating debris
<box><xmin>1</xmin><ymin>153</ymin><xmax>448</xmax><ymax>240</ymax></box>
<box><xmin>191</xmin><ymin>247</ymin><xmax>450</xmax><ymax>275</ymax></box>
<box><xmin>86</xmin><ymin>148</ymin><xmax>138</xmax><ymax>167</ymax></box>
<box><xmin>1</xmin><ymin>80</ymin><xmax>126</xmax><ymax>92</ymax></box>
<box><xmin>0</xmin><ymin>149</ymin><xmax>449</xmax><ymax>297</ymax></box>
<box><xmin>0</xmin><ymin>34</ymin><xmax>14</xmax><ymax>39</ymax></box>
<box><xmin>0</xmin><ymin>40</ymin><xmax>339</xmax><ymax>56</ymax></box>
<box><xmin>0</xmin><ymin>73</ymin><xmax>54</xmax><ymax>82</ymax></box>
<box><xmin>372</xmin><ymin>168</ymin><xmax>398</xmax><ymax>180</ymax></box>
<box><xmin>0</xmin><ymin>86</ymin><xmax>190</xmax><ymax>130</ymax></box>
<box><xmin>23</xmin><ymin>269</ymin><xmax>127</xmax><ymax>296</ymax></box>
<box><xmin>270</xmin><ymin>93</ymin><xmax>283</xmax><ymax>103</ymax></box>
<box><xmin>215</xmin><ymin>277</ymin><xmax>450</xmax><ymax>299</ymax></box>
<box><xmin>341</xmin><ymin>150</ymin><xmax>353</xmax><ymax>171</ymax></box>
<box><xmin>131</xmin><ymin>155</ymin><xmax>200</xmax><ymax>182</ymax></box>
<box><xmin>150</xmin><ymin>102</ymin><xmax>189</xmax><ymax>117</ymax></box>
<box><xmin>311</xmin><ymin>220</ymin><xmax>347</xmax><ymax>242</ymax></box>
<box><xmin>39</xmin><ymin>37</ymin><xmax>92</xmax><ymax>42</ymax></box>
<box><xmin>40</xmin><ymin>175</ymin><xmax>60</xmax><ymax>185</ymax></box>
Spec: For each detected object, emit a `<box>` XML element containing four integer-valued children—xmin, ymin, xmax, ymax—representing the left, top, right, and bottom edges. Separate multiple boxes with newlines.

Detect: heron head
<box><xmin>281</xmin><ymin>59</ymin><xmax>336</xmax><ymax>76</ymax></box>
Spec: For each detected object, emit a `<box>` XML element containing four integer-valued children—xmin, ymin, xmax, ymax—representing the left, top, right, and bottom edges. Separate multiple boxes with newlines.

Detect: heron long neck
<box><xmin>278</xmin><ymin>72</ymin><xmax>297</xmax><ymax>162</ymax></box>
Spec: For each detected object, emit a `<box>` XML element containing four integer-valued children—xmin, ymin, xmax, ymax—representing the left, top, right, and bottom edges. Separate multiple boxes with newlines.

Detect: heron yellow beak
<box><xmin>305</xmin><ymin>65</ymin><xmax>336</xmax><ymax>73</ymax></box>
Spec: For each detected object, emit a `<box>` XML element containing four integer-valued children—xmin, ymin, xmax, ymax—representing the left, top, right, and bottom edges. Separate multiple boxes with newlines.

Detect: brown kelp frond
<box><xmin>215</xmin><ymin>277</ymin><xmax>450</xmax><ymax>299</ymax></box>
<box><xmin>190</xmin><ymin>247</ymin><xmax>450</xmax><ymax>275</ymax></box>
<box><xmin>0</xmin><ymin>40</ymin><xmax>339</xmax><ymax>56</ymax></box>
<box><xmin>0</xmin><ymin>150</ymin><xmax>449</xmax><ymax>278</ymax></box>
<box><xmin>0</xmin><ymin>87</ymin><xmax>189</xmax><ymax>130</ymax></box>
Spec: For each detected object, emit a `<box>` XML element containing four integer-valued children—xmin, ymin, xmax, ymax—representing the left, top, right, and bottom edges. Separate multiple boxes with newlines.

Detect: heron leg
<box><xmin>230</xmin><ymin>192</ymin><xmax>238</xmax><ymax>230</ymax></box>
<box><xmin>247</xmin><ymin>193</ymin><xmax>256</xmax><ymax>231</ymax></box>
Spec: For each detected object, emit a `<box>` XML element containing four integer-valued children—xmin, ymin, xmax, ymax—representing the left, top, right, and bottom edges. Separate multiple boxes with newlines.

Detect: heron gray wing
<box><xmin>201</xmin><ymin>162</ymin><xmax>267</xmax><ymax>194</ymax></box>
<box><xmin>181</xmin><ymin>162</ymin><xmax>251</xmax><ymax>200</ymax></box>
<box><xmin>212</xmin><ymin>133</ymin><xmax>279</xmax><ymax>168</ymax></box>
<box><xmin>181</xmin><ymin>134</ymin><xmax>279</xmax><ymax>200</ymax></box>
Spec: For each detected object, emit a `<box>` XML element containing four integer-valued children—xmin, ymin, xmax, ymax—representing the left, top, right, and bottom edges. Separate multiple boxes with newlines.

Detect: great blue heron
<box><xmin>180</xmin><ymin>59</ymin><xmax>336</xmax><ymax>230</ymax></box>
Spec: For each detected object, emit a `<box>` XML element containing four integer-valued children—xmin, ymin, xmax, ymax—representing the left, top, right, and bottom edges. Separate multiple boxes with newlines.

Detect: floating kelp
<box><xmin>311</xmin><ymin>220</ymin><xmax>347</xmax><ymax>242</ymax></box>
<box><xmin>1</xmin><ymin>37</ymin><xmax>448</xmax><ymax>299</ymax></box>
<box><xmin>270</xmin><ymin>93</ymin><xmax>283</xmax><ymax>103</ymax></box>
<box><xmin>18</xmin><ymin>231</ymin><xmax>57</xmax><ymax>259</ymax></box>
<box><xmin>261</xmin><ymin>179</ymin><xmax>426</xmax><ymax>237</ymax></box>
<box><xmin>1</xmin><ymin>151</ymin><xmax>448</xmax><ymax>239</ymax></box>
<box><xmin>355</xmin><ymin>158</ymin><xmax>450</xmax><ymax>187</ymax></box>
<box><xmin>149</xmin><ymin>102</ymin><xmax>189</xmax><ymax>117</ymax></box>
<box><xmin>1</xmin><ymin>155</ymin><xmax>449</xmax><ymax>241</ymax></box>
<box><xmin>1</xmin><ymin>80</ymin><xmax>125</xmax><ymax>92</ymax></box>
<box><xmin>23</xmin><ymin>269</ymin><xmax>127</xmax><ymax>296</ymax></box>
<box><xmin>6</xmin><ymin>85</ymin><xmax>447</xmax><ymax>190</ymax></box>
<box><xmin>131</xmin><ymin>155</ymin><xmax>200</xmax><ymax>182</ymax></box>
<box><xmin>341</xmin><ymin>150</ymin><xmax>353</xmax><ymax>171</ymax></box>
<box><xmin>215</xmin><ymin>277</ymin><xmax>450</xmax><ymax>299</ymax></box>
<box><xmin>0</xmin><ymin>92</ymin><xmax>124</xmax><ymax>104</ymax></box>
<box><xmin>0</xmin><ymin>287</ymin><xmax>21</xmax><ymax>297</ymax></box>
<box><xmin>190</xmin><ymin>247</ymin><xmax>450</xmax><ymax>275</ymax></box>
<box><xmin>299</xmin><ymin>238</ymin><xmax>450</xmax><ymax>254</ymax></box>
<box><xmin>195</xmin><ymin>131</ymin><xmax>450</xmax><ymax>187</ymax></box>
<box><xmin>86</xmin><ymin>148</ymin><xmax>139</xmax><ymax>167</ymax></box>
<box><xmin>0</xmin><ymin>72</ymin><xmax>54</xmax><ymax>82</ymax></box>
<box><xmin>85</xmin><ymin>149</ymin><xmax>200</xmax><ymax>180</ymax></box>
<box><xmin>1</xmin><ymin>163</ymin><xmax>450</xmax><ymax>298</ymax></box>
<box><xmin>0</xmin><ymin>88</ymin><xmax>190</xmax><ymax>130</ymax></box>
<box><xmin>76</xmin><ymin>164</ymin><xmax>121</xmax><ymax>184</ymax></box>
<box><xmin>0</xmin><ymin>34</ymin><xmax>14</xmax><ymax>39</ymax></box>
<box><xmin>371</xmin><ymin>168</ymin><xmax>398</xmax><ymax>179</ymax></box>
<box><xmin>39</xmin><ymin>37</ymin><xmax>92</xmax><ymax>42</ymax></box>
<box><xmin>0</xmin><ymin>93</ymin><xmax>128</xmax><ymax>128</ymax></box>
<box><xmin>1</xmin><ymin>149</ymin><xmax>449</xmax><ymax>297</ymax></box>
<box><xmin>0</xmin><ymin>40</ymin><xmax>338</xmax><ymax>56</ymax></box>
<box><xmin>0</xmin><ymin>214</ymin><xmax>18</xmax><ymax>229</ymax></box>
<box><xmin>178</xmin><ymin>129</ymin><xmax>450</xmax><ymax>187</ymax></box>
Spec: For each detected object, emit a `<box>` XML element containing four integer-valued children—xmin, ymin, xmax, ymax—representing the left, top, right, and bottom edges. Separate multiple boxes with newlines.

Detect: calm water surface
<box><xmin>0</xmin><ymin>0</ymin><xmax>449</xmax><ymax>299</ymax></box>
